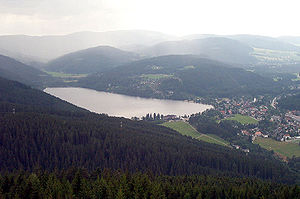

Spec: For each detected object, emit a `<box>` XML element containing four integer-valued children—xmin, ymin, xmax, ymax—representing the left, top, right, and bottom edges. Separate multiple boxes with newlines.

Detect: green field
<box><xmin>161</xmin><ymin>121</ymin><xmax>229</xmax><ymax>147</ymax></box>
<box><xmin>161</xmin><ymin>121</ymin><xmax>200</xmax><ymax>138</ymax></box>
<box><xmin>225</xmin><ymin>114</ymin><xmax>258</xmax><ymax>125</ymax></box>
<box><xmin>140</xmin><ymin>74</ymin><xmax>173</xmax><ymax>80</ymax></box>
<box><xmin>254</xmin><ymin>137</ymin><xmax>300</xmax><ymax>158</ymax></box>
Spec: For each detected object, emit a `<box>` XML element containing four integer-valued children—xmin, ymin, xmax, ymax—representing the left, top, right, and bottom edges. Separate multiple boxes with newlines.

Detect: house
<box><xmin>262</xmin><ymin>134</ymin><xmax>269</xmax><ymax>138</ymax></box>
<box><xmin>255</xmin><ymin>131</ymin><xmax>262</xmax><ymax>137</ymax></box>
<box><xmin>163</xmin><ymin>115</ymin><xmax>177</xmax><ymax>121</ymax></box>
<box><xmin>283</xmin><ymin>134</ymin><xmax>291</xmax><ymax>141</ymax></box>
<box><xmin>241</xmin><ymin>130</ymin><xmax>250</xmax><ymax>136</ymax></box>
<box><xmin>242</xmin><ymin>149</ymin><xmax>250</xmax><ymax>153</ymax></box>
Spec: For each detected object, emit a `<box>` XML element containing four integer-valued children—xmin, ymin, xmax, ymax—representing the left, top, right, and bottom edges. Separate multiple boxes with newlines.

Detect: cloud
<box><xmin>0</xmin><ymin>0</ymin><xmax>111</xmax><ymax>19</ymax></box>
<box><xmin>0</xmin><ymin>0</ymin><xmax>300</xmax><ymax>36</ymax></box>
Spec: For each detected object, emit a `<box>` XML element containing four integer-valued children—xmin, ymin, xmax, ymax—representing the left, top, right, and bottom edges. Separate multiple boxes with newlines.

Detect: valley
<box><xmin>1</xmin><ymin>30</ymin><xmax>300</xmax><ymax>197</ymax></box>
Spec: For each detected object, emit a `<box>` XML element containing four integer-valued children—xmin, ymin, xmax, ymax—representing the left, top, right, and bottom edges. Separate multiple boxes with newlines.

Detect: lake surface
<box><xmin>44</xmin><ymin>87</ymin><xmax>213</xmax><ymax>118</ymax></box>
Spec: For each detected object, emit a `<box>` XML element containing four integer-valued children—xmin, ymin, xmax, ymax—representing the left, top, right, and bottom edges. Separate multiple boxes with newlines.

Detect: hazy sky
<box><xmin>0</xmin><ymin>0</ymin><xmax>300</xmax><ymax>36</ymax></box>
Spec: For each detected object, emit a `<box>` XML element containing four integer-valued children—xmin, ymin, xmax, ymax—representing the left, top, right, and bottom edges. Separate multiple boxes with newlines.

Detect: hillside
<box><xmin>0</xmin><ymin>54</ymin><xmax>55</xmax><ymax>88</ymax></box>
<box><xmin>78</xmin><ymin>55</ymin><xmax>279</xmax><ymax>99</ymax></box>
<box><xmin>0</xmin><ymin>77</ymin><xmax>85</xmax><ymax>113</ymax></box>
<box><xmin>0</xmin><ymin>30</ymin><xmax>174</xmax><ymax>62</ymax></box>
<box><xmin>278</xmin><ymin>93</ymin><xmax>300</xmax><ymax>110</ymax></box>
<box><xmin>0</xmin><ymin>77</ymin><xmax>296</xmax><ymax>183</ymax></box>
<box><xmin>45</xmin><ymin>46</ymin><xmax>141</xmax><ymax>74</ymax></box>
<box><xmin>141</xmin><ymin>37</ymin><xmax>257</xmax><ymax>65</ymax></box>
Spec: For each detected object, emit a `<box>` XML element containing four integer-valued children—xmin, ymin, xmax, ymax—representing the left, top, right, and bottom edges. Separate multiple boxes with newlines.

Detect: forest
<box><xmin>1</xmin><ymin>169</ymin><xmax>300</xmax><ymax>199</ymax></box>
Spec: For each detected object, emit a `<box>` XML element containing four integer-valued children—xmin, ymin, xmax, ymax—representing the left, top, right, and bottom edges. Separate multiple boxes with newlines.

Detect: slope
<box><xmin>45</xmin><ymin>46</ymin><xmax>140</xmax><ymax>74</ymax></box>
<box><xmin>0</xmin><ymin>54</ymin><xmax>55</xmax><ymax>88</ymax></box>
<box><xmin>78</xmin><ymin>55</ymin><xmax>279</xmax><ymax>99</ymax></box>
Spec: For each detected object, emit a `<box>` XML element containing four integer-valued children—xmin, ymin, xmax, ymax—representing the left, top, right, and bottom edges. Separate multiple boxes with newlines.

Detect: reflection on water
<box><xmin>44</xmin><ymin>87</ymin><xmax>213</xmax><ymax>118</ymax></box>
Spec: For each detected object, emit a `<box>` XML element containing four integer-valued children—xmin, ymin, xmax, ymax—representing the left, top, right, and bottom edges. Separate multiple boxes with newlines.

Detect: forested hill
<box><xmin>78</xmin><ymin>55</ymin><xmax>279</xmax><ymax>99</ymax></box>
<box><xmin>45</xmin><ymin>46</ymin><xmax>141</xmax><ymax>74</ymax></box>
<box><xmin>0</xmin><ymin>77</ymin><xmax>85</xmax><ymax>114</ymax></box>
<box><xmin>0</xmin><ymin>77</ymin><xmax>297</xmax><ymax>183</ymax></box>
<box><xmin>0</xmin><ymin>54</ymin><xmax>54</xmax><ymax>88</ymax></box>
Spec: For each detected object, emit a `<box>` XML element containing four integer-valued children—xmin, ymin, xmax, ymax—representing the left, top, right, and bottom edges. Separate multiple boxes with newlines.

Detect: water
<box><xmin>44</xmin><ymin>87</ymin><xmax>212</xmax><ymax>118</ymax></box>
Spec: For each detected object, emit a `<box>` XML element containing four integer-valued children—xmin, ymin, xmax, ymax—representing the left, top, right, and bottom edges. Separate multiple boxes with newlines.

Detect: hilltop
<box><xmin>45</xmin><ymin>46</ymin><xmax>141</xmax><ymax>74</ymax></box>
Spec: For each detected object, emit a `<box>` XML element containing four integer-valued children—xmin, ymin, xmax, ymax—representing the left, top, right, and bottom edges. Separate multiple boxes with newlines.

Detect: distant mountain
<box><xmin>0</xmin><ymin>30</ymin><xmax>175</xmax><ymax>62</ymax></box>
<box><xmin>141</xmin><ymin>37</ymin><xmax>257</xmax><ymax>65</ymax></box>
<box><xmin>229</xmin><ymin>35</ymin><xmax>300</xmax><ymax>52</ymax></box>
<box><xmin>0</xmin><ymin>47</ymin><xmax>44</xmax><ymax>67</ymax></box>
<box><xmin>0</xmin><ymin>54</ymin><xmax>54</xmax><ymax>88</ymax></box>
<box><xmin>45</xmin><ymin>46</ymin><xmax>141</xmax><ymax>74</ymax></box>
<box><xmin>78</xmin><ymin>55</ymin><xmax>278</xmax><ymax>99</ymax></box>
<box><xmin>278</xmin><ymin>36</ymin><xmax>300</xmax><ymax>46</ymax></box>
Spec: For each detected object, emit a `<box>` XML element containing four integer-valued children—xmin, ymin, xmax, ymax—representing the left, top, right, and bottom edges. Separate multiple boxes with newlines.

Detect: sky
<box><xmin>0</xmin><ymin>0</ymin><xmax>300</xmax><ymax>37</ymax></box>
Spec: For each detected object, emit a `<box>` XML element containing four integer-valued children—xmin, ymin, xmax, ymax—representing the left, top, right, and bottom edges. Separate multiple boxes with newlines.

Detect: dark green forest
<box><xmin>1</xmin><ymin>169</ymin><xmax>300</xmax><ymax>199</ymax></box>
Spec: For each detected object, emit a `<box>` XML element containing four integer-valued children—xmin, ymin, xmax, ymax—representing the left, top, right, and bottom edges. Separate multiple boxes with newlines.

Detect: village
<box><xmin>205</xmin><ymin>95</ymin><xmax>300</xmax><ymax>142</ymax></box>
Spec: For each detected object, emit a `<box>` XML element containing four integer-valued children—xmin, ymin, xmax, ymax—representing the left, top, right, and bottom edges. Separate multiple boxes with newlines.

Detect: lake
<box><xmin>44</xmin><ymin>87</ymin><xmax>213</xmax><ymax>118</ymax></box>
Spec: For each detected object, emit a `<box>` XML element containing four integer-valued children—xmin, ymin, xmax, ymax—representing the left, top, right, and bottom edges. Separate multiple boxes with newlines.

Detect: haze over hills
<box><xmin>78</xmin><ymin>55</ymin><xmax>278</xmax><ymax>99</ymax></box>
<box><xmin>0</xmin><ymin>54</ymin><xmax>55</xmax><ymax>88</ymax></box>
<box><xmin>141</xmin><ymin>37</ymin><xmax>257</xmax><ymax>65</ymax></box>
<box><xmin>229</xmin><ymin>35</ymin><xmax>300</xmax><ymax>52</ymax></box>
<box><xmin>181</xmin><ymin>34</ymin><xmax>300</xmax><ymax>52</ymax></box>
<box><xmin>1</xmin><ymin>30</ymin><xmax>300</xmax><ymax>69</ymax></box>
<box><xmin>45</xmin><ymin>46</ymin><xmax>141</xmax><ymax>74</ymax></box>
<box><xmin>278</xmin><ymin>36</ymin><xmax>300</xmax><ymax>46</ymax></box>
<box><xmin>0</xmin><ymin>30</ymin><xmax>175</xmax><ymax>63</ymax></box>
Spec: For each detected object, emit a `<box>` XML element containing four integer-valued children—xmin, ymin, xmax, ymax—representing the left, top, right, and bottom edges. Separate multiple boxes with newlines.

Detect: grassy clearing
<box><xmin>140</xmin><ymin>74</ymin><xmax>173</xmax><ymax>80</ymax></box>
<box><xmin>207</xmin><ymin>134</ymin><xmax>230</xmax><ymax>145</ymax></box>
<box><xmin>161</xmin><ymin>121</ymin><xmax>200</xmax><ymax>138</ymax></box>
<box><xmin>182</xmin><ymin>65</ymin><xmax>195</xmax><ymax>70</ymax></box>
<box><xmin>254</xmin><ymin>137</ymin><xmax>300</xmax><ymax>158</ymax></box>
<box><xmin>161</xmin><ymin>121</ymin><xmax>229</xmax><ymax>147</ymax></box>
<box><xmin>197</xmin><ymin>134</ymin><xmax>229</xmax><ymax>147</ymax></box>
<box><xmin>44</xmin><ymin>71</ymin><xmax>88</xmax><ymax>78</ymax></box>
<box><xmin>225</xmin><ymin>114</ymin><xmax>258</xmax><ymax>125</ymax></box>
